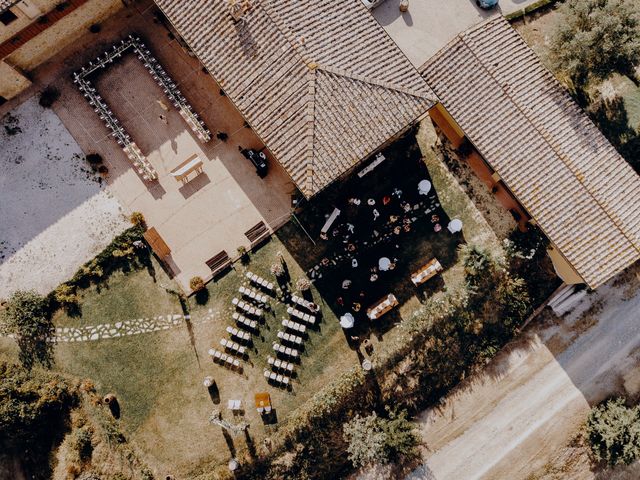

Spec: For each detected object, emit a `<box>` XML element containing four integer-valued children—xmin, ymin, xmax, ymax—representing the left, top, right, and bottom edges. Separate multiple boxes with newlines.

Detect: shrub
<box><xmin>129</xmin><ymin>211</ymin><xmax>146</xmax><ymax>228</ymax></box>
<box><xmin>296</xmin><ymin>276</ymin><xmax>311</xmax><ymax>292</ymax></box>
<box><xmin>53</xmin><ymin>284</ymin><xmax>77</xmax><ymax>307</ymax></box>
<box><xmin>71</xmin><ymin>426</ymin><xmax>93</xmax><ymax>462</ymax></box>
<box><xmin>89</xmin><ymin>23</ymin><xmax>101</xmax><ymax>33</ymax></box>
<box><xmin>189</xmin><ymin>276</ymin><xmax>206</xmax><ymax>292</ymax></box>
<box><xmin>97</xmin><ymin>165</ymin><xmax>108</xmax><ymax>175</ymax></box>
<box><xmin>85</xmin><ymin>153</ymin><xmax>103</xmax><ymax>166</ymax></box>
<box><xmin>4</xmin><ymin>291</ymin><xmax>54</xmax><ymax>370</ymax></box>
<box><xmin>586</xmin><ymin>397</ymin><xmax>640</xmax><ymax>466</ymax></box>
<box><xmin>237</xmin><ymin>245</ymin><xmax>249</xmax><ymax>264</ymax></box>
<box><xmin>343</xmin><ymin>409</ymin><xmax>420</xmax><ymax>468</ymax></box>
<box><xmin>39</xmin><ymin>86</ymin><xmax>60</xmax><ymax>108</ymax></box>
<box><xmin>0</xmin><ymin>362</ymin><xmax>78</xmax><ymax>473</ymax></box>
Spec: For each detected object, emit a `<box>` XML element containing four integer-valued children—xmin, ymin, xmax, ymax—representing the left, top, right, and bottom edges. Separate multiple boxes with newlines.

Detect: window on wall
<box><xmin>0</xmin><ymin>9</ymin><xmax>19</xmax><ymax>25</ymax></box>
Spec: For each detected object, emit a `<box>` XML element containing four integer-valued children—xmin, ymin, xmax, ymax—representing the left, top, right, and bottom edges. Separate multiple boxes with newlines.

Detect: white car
<box><xmin>361</xmin><ymin>0</ymin><xmax>386</xmax><ymax>10</ymax></box>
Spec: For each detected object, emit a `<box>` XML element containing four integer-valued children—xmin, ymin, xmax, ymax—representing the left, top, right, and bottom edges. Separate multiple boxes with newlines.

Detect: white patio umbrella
<box><xmin>418</xmin><ymin>179</ymin><xmax>432</xmax><ymax>195</ymax></box>
<box><xmin>340</xmin><ymin>313</ymin><xmax>355</xmax><ymax>329</ymax></box>
<box><xmin>378</xmin><ymin>257</ymin><xmax>391</xmax><ymax>271</ymax></box>
<box><xmin>447</xmin><ymin>218</ymin><xmax>463</xmax><ymax>233</ymax></box>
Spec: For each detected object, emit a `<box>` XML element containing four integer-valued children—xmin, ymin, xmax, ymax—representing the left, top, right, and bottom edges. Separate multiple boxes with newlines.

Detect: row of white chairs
<box><xmin>267</xmin><ymin>355</ymin><xmax>294</xmax><ymax>372</ymax></box>
<box><xmin>233</xmin><ymin>312</ymin><xmax>258</xmax><ymax>330</ymax></box>
<box><xmin>282</xmin><ymin>319</ymin><xmax>306</xmax><ymax>334</ymax></box>
<box><xmin>273</xmin><ymin>342</ymin><xmax>298</xmax><ymax>358</ymax></box>
<box><xmin>290</xmin><ymin>294</ymin><xmax>320</xmax><ymax>313</ymax></box>
<box><xmin>208</xmin><ymin>348</ymin><xmax>242</xmax><ymax>371</ymax></box>
<box><xmin>226</xmin><ymin>326</ymin><xmax>251</xmax><ymax>342</ymax></box>
<box><xmin>277</xmin><ymin>330</ymin><xmax>303</xmax><ymax>346</ymax></box>
<box><xmin>245</xmin><ymin>271</ymin><xmax>275</xmax><ymax>292</ymax></box>
<box><xmin>264</xmin><ymin>369</ymin><xmax>290</xmax><ymax>387</ymax></box>
<box><xmin>238</xmin><ymin>285</ymin><xmax>269</xmax><ymax>304</ymax></box>
<box><xmin>220</xmin><ymin>338</ymin><xmax>246</xmax><ymax>356</ymax></box>
<box><xmin>287</xmin><ymin>306</ymin><xmax>316</xmax><ymax>325</ymax></box>
<box><xmin>232</xmin><ymin>298</ymin><xmax>263</xmax><ymax>318</ymax></box>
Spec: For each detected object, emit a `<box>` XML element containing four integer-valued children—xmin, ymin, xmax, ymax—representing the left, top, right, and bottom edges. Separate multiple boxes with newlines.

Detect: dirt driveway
<box><xmin>408</xmin><ymin>271</ymin><xmax>640</xmax><ymax>480</ymax></box>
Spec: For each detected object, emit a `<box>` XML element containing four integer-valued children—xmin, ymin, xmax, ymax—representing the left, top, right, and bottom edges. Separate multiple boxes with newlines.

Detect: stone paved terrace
<box><xmin>372</xmin><ymin>0</ymin><xmax>543</xmax><ymax>67</ymax></box>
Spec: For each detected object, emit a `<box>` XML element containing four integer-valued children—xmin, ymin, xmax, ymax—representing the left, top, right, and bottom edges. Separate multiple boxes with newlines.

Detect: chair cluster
<box><xmin>226</xmin><ymin>325</ymin><xmax>251</xmax><ymax>342</ymax></box>
<box><xmin>232</xmin><ymin>312</ymin><xmax>258</xmax><ymax>330</ymax></box>
<box><xmin>220</xmin><ymin>338</ymin><xmax>246</xmax><ymax>356</ymax></box>
<box><xmin>232</xmin><ymin>298</ymin><xmax>263</xmax><ymax>318</ymax></box>
<box><xmin>277</xmin><ymin>330</ymin><xmax>303</xmax><ymax>346</ymax></box>
<box><xmin>281</xmin><ymin>318</ymin><xmax>306</xmax><ymax>334</ymax></box>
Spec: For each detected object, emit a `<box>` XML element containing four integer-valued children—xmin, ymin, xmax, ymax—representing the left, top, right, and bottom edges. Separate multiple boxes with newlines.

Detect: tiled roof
<box><xmin>155</xmin><ymin>0</ymin><xmax>436</xmax><ymax>197</ymax></box>
<box><xmin>421</xmin><ymin>17</ymin><xmax>640</xmax><ymax>288</ymax></box>
<box><xmin>0</xmin><ymin>0</ymin><xmax>18</xmax><ymax>14</ymax></box>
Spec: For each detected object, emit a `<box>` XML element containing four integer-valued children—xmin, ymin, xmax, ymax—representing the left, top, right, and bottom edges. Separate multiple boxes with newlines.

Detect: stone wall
<box><xmin>7</xmin><ymin>0</ymin><xmax>123</xmax><ymax>71</ymax></box>
<box><xmin>0</xmin><ymin>0</ymin><xmax>123</xmax><ymax>99</ymax></box>
<box><xmin>0</xmin><ymin>60</ymin><xmax>31</xmax><ymax>98</ymax></box>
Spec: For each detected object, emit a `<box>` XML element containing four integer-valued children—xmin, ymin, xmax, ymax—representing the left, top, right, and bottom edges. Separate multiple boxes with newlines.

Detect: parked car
<box><xmin>361</xmin><ymin>0</ymin><xmax>386</xmax><ymax>10</ymax></box>
<box><xmin>476</xmin><ymin>0</ymin><xmax>499</xmax><ymax>9</ymax></box>
<box><xmin>244</xmin><ymin>148</ymin><xmax>268</xmax><ymax>177</ymax></box>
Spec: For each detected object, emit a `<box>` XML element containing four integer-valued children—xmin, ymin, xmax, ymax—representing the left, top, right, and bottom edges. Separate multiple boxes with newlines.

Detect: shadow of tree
<box><xmin>588</xmin><ymin>95</ymin><xmax>640</xmax><ymax>173</ymax></box>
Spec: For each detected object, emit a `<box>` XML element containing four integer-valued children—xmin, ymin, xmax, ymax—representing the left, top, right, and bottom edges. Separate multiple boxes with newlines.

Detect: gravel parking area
<box><xmin>0</xmin><ymin>97</ymin><xmax>128</xmax><ymax>299</ymax></box>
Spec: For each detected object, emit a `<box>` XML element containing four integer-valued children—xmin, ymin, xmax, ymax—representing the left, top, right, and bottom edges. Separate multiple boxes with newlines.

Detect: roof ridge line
<box><xmin>304</xmin><ymin>67</ymin><xmax>317</xmax><ymax>196</ymax></box>
<box><xmin>259</xmin><ymin>0</ymin><xmax>316</xmax><ymax>68</ymax></box>
<box><xmin>317</xmin><ymin>64</ymin><xmax>432</xmax><ymax>99</ymax></box>
<box><xmin>458</xmin><ymin>21</ymin><xmax>640</xmax><ymax>256</ymax></box>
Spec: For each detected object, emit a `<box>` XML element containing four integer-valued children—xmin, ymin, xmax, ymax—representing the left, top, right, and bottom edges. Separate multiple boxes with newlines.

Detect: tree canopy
<box><xmin>4</xmin><ymin>290</ymin><xmax>54</xmax><ymax>369</ymax></box>
<box><xmin>343</xmin><ymin>409</ymin><xmax>420</xmax><ymax>468</ymax></box>
<box><xmin>550</xmin><ymin>0</ymin><xmax>640</xmax><ymax>87</ymax></box>
<box><xmin>586</xmin><ymin>397</ymin><xmax>640</xmax><ymax>466</ymax></box>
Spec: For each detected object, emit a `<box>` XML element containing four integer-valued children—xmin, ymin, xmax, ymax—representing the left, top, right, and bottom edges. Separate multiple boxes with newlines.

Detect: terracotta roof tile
<box><xmin>155</xmin><ymin>0</ymin><xmax>436</xmax><ymax>197</ymax></box>
<box><xmin>421</xmin><ymin>17</ymin><xmax>640</xmax><ymax>288</ymax></box>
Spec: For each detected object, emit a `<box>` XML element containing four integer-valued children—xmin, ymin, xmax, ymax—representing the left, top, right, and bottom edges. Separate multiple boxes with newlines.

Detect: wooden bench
<box><xmin>205</xmin><ymin>250</ymin><xmax>231</xmax><ymax>277</ymax></box>
<box><xmin>244</xmin><ymin>221</ymin><xmax>270</xmax><ymax>246</ymax></box>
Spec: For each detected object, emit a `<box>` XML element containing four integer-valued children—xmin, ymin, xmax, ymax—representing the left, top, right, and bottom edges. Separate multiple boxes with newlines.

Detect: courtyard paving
<box><xmin>372</xmin><ymin>0</ymin><xmax>544</xmax><ymax>67</ymax></box>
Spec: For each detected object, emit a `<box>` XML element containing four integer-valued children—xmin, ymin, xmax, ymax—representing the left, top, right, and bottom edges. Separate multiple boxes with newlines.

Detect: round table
<box><xmin>378</xmin><ymin>257</ymin><xmax>391</xmax><ymax>271</ymax></box>
<box><xmin>340</xmin><ymin>313</ymin><xmax>355</xmax><ymax>329</ymax></box>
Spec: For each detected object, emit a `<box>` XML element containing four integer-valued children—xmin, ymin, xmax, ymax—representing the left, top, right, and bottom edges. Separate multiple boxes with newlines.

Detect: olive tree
<box><xmin>4</xmin><ymin>290</ymin><xmax>54</xmax><ymax>369</ymax></box>
<box><xmin>550</xmin><ymin>0</ymin><xmax>640</xmax><ymax>88</ymax></box>
<box><xmin>586</xmin><ymin>397</ymin><xmax>640</xmax><ymax>465</ymax></box>
<box><xmin>343</xmin><ymin>409</ymin><xmax>420</xmax><ymax>468</ymax></box>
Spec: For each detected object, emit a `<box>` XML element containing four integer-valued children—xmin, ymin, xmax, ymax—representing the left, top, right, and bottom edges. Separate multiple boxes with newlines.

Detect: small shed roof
<box><xmin>143</xmin><ymin>227</ymin><xmax>171</xmax><ymax>259</ymax></box>
<box><xmin>421</xmin><ymin>17</ymin><xmax>640</xmax><ymax>288</ymax></box>
<box><xmin>155</xmin><ymin>0</ymin><xmax>436</xmax><ymax>197</ymax></box>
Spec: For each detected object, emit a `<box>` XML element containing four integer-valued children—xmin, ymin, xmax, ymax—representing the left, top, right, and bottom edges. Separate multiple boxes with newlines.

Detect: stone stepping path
<box><xmin>1</xmin><ymin>309</ymin><xmax>221</xmax><ymax>343</ymax></box>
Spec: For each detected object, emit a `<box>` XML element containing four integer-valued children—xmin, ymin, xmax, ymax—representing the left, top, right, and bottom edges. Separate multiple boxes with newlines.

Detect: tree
<box><xmin>586</xmin><ymin>397</ymin><xmax>640</xmax><ymax>465</ymax></box>
<box><xmin>4</xmin><ymin>290</ymin><xmax>54</xmax><ymax>369</ymax></box>
<box><xmin>343</xmin><ymin>409</ymin><xmax>420</xmax><ymax>468</ymax></box>
<box><xmin>550</xmin><ymin>0</ymin><xmax>640</xmax><ymax>88</ymax></box>
<box><xmin>0</xmin><ymin>362</ymin><xmax>78</xmax><ymax>478</ymax></box>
